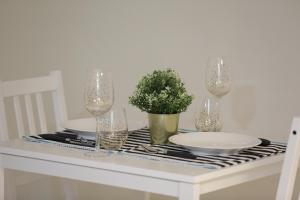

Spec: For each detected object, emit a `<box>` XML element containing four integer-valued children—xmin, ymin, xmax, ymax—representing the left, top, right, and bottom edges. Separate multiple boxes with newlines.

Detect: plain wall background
<box><xmin>1</xmin><ymin>0</ymin><xmax>300</xmax><ymax>199</ymax></box>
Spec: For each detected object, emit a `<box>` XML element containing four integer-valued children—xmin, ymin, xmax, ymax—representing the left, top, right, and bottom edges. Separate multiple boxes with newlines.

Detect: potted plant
<box><xmin>129</xmin><ymin>69</ymin><xmax>193</xmax><ymax>144</ymax></box>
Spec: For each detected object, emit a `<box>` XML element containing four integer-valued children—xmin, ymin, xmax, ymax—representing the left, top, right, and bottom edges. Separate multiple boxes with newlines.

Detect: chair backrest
<box><xmin>276</xmin><ymin>117</ymin><xmax>300</xmax><ymax>200</ymax></box>
<box><xmin>0</xmin><ymin>71</ymin><xmax>68</xmax><ymax>141</ymax></box>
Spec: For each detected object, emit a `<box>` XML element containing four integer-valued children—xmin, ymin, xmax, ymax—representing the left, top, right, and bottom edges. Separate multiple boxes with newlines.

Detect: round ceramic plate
<box><xmin>63</xmin><ymin>118</ymin><xmax>146</xmax><ymax>133</ymax></box>
<box><xmin>169</xmin><ymin>132</ymin><xmax>261</xmax><ymax>155</ymax></box>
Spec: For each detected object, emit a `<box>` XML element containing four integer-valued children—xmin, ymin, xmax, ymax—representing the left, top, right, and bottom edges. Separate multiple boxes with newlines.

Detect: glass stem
<box><xmin>95</xmin><ymin>116</ymin><xmax>101</xmax><ymax>151</ymax></box>
<box><xmin>215</xmin><ymin>97</ymin><xmax>223</xmax><ymax>131</ymax></box>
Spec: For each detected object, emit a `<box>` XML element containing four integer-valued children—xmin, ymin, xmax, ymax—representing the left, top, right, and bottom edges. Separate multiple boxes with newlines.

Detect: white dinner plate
<box><xmin>169</xmin><ymin>132</ymin><xmax>261</xmax><ymax>155</ymax></box>
<box><xmin>62</xmin><ymin>118</ymin><xmax>146</xmax><ymax>137</ymax></box>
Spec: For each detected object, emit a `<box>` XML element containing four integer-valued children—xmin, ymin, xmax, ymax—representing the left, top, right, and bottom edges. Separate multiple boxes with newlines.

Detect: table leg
<box><xmin>143</xmin><ymin>192</ymin><xmax>151</xmax><ymax>200</ymax></box>
<box><xmin>0</xmin><ymin>167</ymin><xmax>4</xmax><ymax>200</ymax></box>
<box><xmin>178</xmin><ymin>182</ymin><xmax>200</xmax><ymax>200</ymax></box>
<box><xmin>60</xmin><ymin>179</ymin><xmax>79</xmax><ymax>200</ymax></box>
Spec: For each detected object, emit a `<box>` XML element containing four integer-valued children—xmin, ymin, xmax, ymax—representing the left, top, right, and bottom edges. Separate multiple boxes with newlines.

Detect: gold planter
<box><xmin>148</xmin><ymin>113</ymin><xmax>179</xmax><ymax>144</ymax></box>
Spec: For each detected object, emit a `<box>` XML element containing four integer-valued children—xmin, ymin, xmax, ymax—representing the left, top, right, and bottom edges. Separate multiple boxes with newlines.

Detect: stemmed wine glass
<box><xmin>84</xmin><ymin>69</ymin><xmax>114</xmax><ymax>157</ymax></box>
<box><xmin>205</xmin><ymin>57</ymin><xmax>231</xmax><ymax>99</ymax></box>
<box><xmin>203</xmin><ymin>57</ymin><xmax>231</xmax><ymax>131</ymax></box>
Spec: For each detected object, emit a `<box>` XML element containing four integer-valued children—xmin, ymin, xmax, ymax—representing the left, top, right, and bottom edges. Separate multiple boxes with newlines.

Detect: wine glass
<box><xmin>205</xmin><ymin>57</ymin><xmax>231</xmax><ymax>99</ymax></box>
<box><xmin>84</xmin><ymin>69</ymin><xmax>114</xmax><ymax>157</ymax></box>
<box><xmin>204</xmin><ymin>57</ymin><xmax>231</xmax><ymax>131</ymax></box>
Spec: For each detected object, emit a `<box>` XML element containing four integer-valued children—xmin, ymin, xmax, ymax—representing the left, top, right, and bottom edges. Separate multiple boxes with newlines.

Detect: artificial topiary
<box><xmin>129</xmin><ymin>69</ymin><xmax>193</xmax><ymax>114</ymax></box>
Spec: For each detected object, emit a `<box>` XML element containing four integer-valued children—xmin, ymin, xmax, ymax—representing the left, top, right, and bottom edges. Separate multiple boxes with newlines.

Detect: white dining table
<box><xmin>0</xmin><ymin>139</ymin><xmax>284</xmax><ymax>200</ymax></box>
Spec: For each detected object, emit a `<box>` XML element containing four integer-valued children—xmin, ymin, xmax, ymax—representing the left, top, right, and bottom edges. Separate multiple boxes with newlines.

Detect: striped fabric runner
<box><xmin>121</xmin><ymin>128</ymin><xmax>286</xmax><ymax>169</ymax></box>
<box><xmin>23</xmin><ymin>128</ymin><xmax>286</xmax><ymax>169</ymax></box>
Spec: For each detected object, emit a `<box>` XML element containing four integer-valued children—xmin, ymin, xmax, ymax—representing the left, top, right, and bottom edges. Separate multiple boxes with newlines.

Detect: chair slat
<box><xmin>51</xmin><ymin>71</ymin><xmax>68</xmax><ymax>131</ymax></box>
<box><xmin>0</xmin><ymin>81</ymin><xmax>9</xmax><ymax>141</ymax></box>
<box><xmin>52</xmin><ymin>91</ymin><xmax>61</xmax><ymax>131</ymax></box>
<box><xmin>13</xmin><ymin>96</ymin><xmax>25</xmax><ymax>137</ymax></box>
<box><xmin>35</xmin><ymin>93</ymin><xmax>47</xmax><ymax>133</ymax></box>
<box><xmin>24</xmin><ymin>94</ymin><xmax>36</xmax><ymax>135</ymax></box>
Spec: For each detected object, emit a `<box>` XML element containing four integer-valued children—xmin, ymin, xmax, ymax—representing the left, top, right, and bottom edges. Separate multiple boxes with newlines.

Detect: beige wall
<box><xmin>1</xmin><ymin>0</ymin><xmax>300</xmax><ymax>199</ymax></box>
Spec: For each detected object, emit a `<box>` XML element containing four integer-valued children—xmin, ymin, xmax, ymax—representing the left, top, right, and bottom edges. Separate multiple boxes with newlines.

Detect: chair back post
<box><xmin>50</xmin><ymin>71</ymin><xmax>68</xmax><ymax>131</ymax></box>
<box><xmin>276</xmin><ymin>117</ymin><xmax>300</xmax><ymax>200</ymax></box>
<box><xmin>0</xmin><ymin>80</ymin><xmax>8</xmax><ymax>141</ymax></box>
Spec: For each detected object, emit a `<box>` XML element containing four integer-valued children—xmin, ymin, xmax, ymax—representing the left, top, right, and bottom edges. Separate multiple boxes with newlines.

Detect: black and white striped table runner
<box><xmin>23</xmin><ymin>128</ymin><xmax>286</xmax><ymax>169</ymax></box>
<box><xmin>121</xmin><ymin>128</ymin><xmax>286</xmax><ymax>169</ymax></box>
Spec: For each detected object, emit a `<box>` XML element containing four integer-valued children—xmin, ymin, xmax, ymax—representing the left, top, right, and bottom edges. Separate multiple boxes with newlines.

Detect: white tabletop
<box><xmin>0</xmin><ymin>139</ymin><xmax>284</xmax><ymax>199</ymax></box>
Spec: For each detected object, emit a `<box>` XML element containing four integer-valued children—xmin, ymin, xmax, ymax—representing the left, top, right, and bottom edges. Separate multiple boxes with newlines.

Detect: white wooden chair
<box><xmin>276</xmin><ymin>117</ymin><xmax>300</xmax><ymax>200</ymax></box>
<box><xmin>0</xmin><ymin>70</ymin><xmax>77</xmax><ymax>200</ymax></box>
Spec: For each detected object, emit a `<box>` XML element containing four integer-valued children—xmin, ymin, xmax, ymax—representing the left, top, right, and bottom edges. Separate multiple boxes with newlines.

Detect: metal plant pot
<box><xmin>148</xmin><ymin>113</ymin><xmax>179</xmax><ymax>144</ymax></box>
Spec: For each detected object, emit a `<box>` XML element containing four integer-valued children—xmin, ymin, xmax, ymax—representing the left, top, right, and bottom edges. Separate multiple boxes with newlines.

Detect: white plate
<box><xmin>62</xmin><ymin>118</ymin><xmax>146</xmax><ymax>135</ymax></box>
<box><xmin>169</xmin><ymin>132</ymin><xmax>261</xmax><ymax>155</ymax></box>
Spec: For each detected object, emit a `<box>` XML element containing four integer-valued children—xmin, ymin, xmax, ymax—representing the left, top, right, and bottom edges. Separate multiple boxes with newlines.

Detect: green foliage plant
<box><xmin>129</xmin><ymin>69</ymin><xmax>193</xmax><ymax>114</ymax></box>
